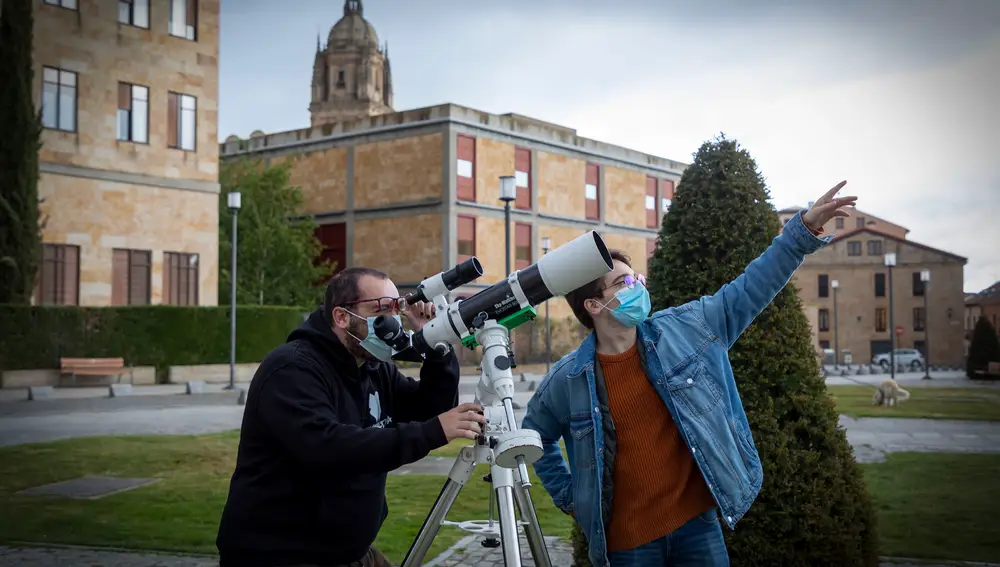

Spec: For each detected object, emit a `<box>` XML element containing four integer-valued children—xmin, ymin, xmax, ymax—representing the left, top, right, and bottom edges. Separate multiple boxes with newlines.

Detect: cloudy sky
<box><xmin>218</xmin><ymin>0</ymin><xmax>1000</xmax><ymax>293</ymax></box>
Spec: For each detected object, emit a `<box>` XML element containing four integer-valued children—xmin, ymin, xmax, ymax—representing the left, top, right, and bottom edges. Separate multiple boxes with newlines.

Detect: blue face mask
<box><xmin>346</xmin><ymin>311</ymin><xmax>400</xmax><ymax>362</ymax></box>
<box><xmin>600</xmin><ymin>275</ymin><xmax>651</xmax><ymax>328</ymax></box>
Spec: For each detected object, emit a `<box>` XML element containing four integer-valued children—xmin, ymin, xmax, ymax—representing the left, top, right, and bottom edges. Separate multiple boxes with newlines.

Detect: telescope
<box><xmin>374</xmin><ymin>231</ymin><xmax>613</xmax><ymax>567</ymax></box>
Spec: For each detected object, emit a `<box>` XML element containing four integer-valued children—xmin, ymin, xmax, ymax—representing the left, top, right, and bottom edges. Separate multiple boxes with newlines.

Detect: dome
<box><xmin>327</xmin><ymin>12</ymin><xmax>379</xmax><ymax>49</ymax></box>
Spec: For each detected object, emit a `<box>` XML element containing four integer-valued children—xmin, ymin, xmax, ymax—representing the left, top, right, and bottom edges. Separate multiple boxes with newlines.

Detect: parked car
<box><xmin>872</xmin><ymin>348</ymin><xmax>925</xmax><ymax>371</ymax></box>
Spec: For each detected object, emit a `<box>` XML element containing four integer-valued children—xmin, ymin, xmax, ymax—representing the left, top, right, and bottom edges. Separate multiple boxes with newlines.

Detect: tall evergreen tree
<box><xmin>645</xmin><ymin>135</ymin><xmax>879</xmax><ymax>566</ymax></box>
<box><xmin>967</xmin><ymin>315</ymin><xmax>1000</xmax><ymax>379</ymax></box>
<box><xmin>0</xmin><ymin>0</ymin><xmax>44</xmax><ymax>304</ymax></box>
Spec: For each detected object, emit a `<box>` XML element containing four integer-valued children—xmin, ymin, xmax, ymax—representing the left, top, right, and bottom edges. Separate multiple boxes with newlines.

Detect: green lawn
<box><xmin>1</xmin><ymin>434</ymin><xmax>998</xmax><ymax>563</ymax></box>
<box><xmin>827</xmin><ymin>385</ymin><xmax>1000</xmax><ymax>421</ymax></box>
<box><xmin>0</xmin><ymin>433</ymin><xmax>572</xmax><ymax>564</ymax></box>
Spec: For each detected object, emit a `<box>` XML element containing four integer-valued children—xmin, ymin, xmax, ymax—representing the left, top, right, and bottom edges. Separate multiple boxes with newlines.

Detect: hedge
<box><xmin>0</xmin><ymin>304</ymin><xmax>307</xmax><ymax>378</ymax></box>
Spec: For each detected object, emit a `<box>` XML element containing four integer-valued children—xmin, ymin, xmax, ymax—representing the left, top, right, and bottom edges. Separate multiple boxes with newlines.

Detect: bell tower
<box><xmin>309</xmin><ymin>0</ymin><xmax>394</xmax><ymax>126</ymax></box>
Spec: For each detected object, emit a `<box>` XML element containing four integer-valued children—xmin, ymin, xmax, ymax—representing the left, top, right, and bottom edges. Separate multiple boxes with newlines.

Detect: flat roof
<box><xmin>219</xmin><ymin>103</ymin><xmax>688</xmax><ymax>176</ymax></box>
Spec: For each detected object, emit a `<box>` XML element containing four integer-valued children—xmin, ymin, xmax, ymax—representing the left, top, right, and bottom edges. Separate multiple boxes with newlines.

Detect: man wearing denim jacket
<box><xmin>522</xmin><ymin>183</ymin><xmax>857</xmax><ymax>567</ymax></box>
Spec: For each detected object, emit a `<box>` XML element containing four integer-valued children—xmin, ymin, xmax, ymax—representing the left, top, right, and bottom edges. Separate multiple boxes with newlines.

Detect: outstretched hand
<box><xmin>802</xmin><ymin>181</ymin><xmax>858</xmax><ymax>231</ymax></box>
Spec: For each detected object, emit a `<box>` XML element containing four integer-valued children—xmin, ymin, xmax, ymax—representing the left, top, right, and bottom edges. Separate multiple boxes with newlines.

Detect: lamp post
<box><xmin>542</xmin><ymin>237</ymin><xmax>552</xmax><ymax>373</ymax></box>
<box><xmin>225</xmin><ymin>191</ymin><xmax>241</xmax><ymax>390</ymax></box>
<box><xmin>921</xmin><ymin>268</ymin><xmax>931</xmax><ymax>380</ymax></box>
<box><xmin>499</xmin><ymin>176</ymin><xmax>516</xmax><ymax>276</ymax></box>
<box><xmin>884</xmin><ymin>252</ymin><xmax>897</xmax><ymax>379</ymax></box>
<box><xmin>832</xmin><ymin>279</ymin><xmax>839</xmax><ymax>368</ymax></box>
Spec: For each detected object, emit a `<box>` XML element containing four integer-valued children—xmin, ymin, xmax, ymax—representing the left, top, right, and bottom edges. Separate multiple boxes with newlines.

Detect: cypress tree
<box><xmin>644</xmin><ymin>134</ymin><xmax>879</xmax><ymax>566</ymax></box>
<box><xmin>0</xmin><ymin>0</ymin><xmax>44</xmax><ymax>305</ymax></box>
<box><xmin>967</xmin><ymin>315</ymin><xmax>1000</xmax><ymax>379</ymax></box>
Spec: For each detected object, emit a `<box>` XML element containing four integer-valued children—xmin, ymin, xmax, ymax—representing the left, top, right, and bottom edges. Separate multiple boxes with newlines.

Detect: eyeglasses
<box><xmin>342</xmin><ymin>297</ymin><xmax>404</xmax><ymax>313</ymax></box>
<box><xmin>599</xmin><ymin>273</ymin><xmax>646</xmax><ymax>294</ymax></box>
<box><xmin>623</xmin><ymin>274</ymin><xmax>646</xmax><ymax>289</ymax></box>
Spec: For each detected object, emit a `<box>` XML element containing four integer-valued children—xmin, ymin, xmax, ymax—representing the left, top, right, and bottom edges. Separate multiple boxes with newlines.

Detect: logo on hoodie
<box><xmin>368</xmin><ymin>390</ymin><xmax>392</xmax><ymax>429</ymax></box>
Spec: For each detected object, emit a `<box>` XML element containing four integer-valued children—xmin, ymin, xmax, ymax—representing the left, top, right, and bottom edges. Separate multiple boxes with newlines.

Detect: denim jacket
<box><xmin>521</xmin><ymin>211</ymin><xmax>830</xmax><ymax>567</ymax></box>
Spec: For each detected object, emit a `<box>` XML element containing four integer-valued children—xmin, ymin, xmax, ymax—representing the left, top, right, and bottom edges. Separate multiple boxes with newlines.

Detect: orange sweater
<box><xmin>598</xmin><ymin>344</ymin><xmax>716</xmax><ymax>552</ymax></box>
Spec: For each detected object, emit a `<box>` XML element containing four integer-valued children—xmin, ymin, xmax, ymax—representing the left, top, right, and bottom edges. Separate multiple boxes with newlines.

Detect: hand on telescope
<box><xmin>437</xmin><ymin>402</ymin><xmax>487</xmax><ymax>441</ymax></box>
<box><xmin>801</xmin><ymin>180</ymin><xmax>858</xmax><ymax>232</ymax></box>
<box><xmin>401</xmin><ymin>299</ymin><xmax>435</xmax><ymax>331</ymax></box>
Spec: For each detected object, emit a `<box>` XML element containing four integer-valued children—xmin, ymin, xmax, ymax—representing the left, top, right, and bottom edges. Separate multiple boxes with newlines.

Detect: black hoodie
<box><xmin>216</xmin><ymin>308</ymin><xmax>460</xmax><ymax>566</ymax></box>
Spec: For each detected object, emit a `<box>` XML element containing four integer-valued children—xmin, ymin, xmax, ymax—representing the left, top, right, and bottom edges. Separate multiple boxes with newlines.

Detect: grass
<box><xmin>863</xmin><ymin>452</ymin><xmax>1000</xmax><ymax>563</ymax></box>
<box><xmin>0</xmin><ymin>433</ymin><xmax>572</xmax><ymax>564</ymax></box>
<box><xmin>1</xmin><ymin>435</ymin><xmax>998</xmax><ymax>564</ymax></box>
<box><xmin>827</xmin><ymin>385</ymin><xmax>1000</xmax><ymax>421</ymax></box>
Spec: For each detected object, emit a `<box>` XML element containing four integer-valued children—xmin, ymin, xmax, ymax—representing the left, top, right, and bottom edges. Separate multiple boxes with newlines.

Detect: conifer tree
<box><xmin>572</xmin><ymin>135</ymin><xmax>879</xmax><ymax>566</ymax></box>
<box><xmin>0</xmin><ymin>0</ymin><xmax>44</xmax><ymax>304</ymax></box>
<box><xmin>967</xmin><ymin>315</ymin><xmax>1000</xmax><ymax>379</ymax></box>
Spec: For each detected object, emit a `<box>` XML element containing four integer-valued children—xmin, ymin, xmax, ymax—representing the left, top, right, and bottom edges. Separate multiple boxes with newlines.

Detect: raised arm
<box><xmin>388</xmin><ymin>347</ymin><xmax>461</xmax><ymax>423</ymax></box>
<box><xmin>522</xmin><ymin>382</ymin><xmax>574</xmax><ymax>514</ymax></box>
<box><xmin>257</xmin><ymin>363</ymin><xmax>447</xmax><ymax>474</ymax></box>
<box><xmin>698</xmin><ymin>182</ymin><xmax>855</xmax><ymax>348</ymax></box>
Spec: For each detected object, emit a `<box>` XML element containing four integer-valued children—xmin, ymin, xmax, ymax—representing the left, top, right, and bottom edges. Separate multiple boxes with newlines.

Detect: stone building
<box><xmin>32</xmin><ymin>0</ymin><xmax>221</xmax><ymax>307</ymax></box>
<box><xmin>309</xmin><ymin>0</ymin><xmax>393</xmax><ymax>126</ymax></box>
<box><xmin>220</xmin><ymin>5</ymin><xmax>686</xmax><ymax>360</ymax></box>
<box><xmin>781</xmin><ymin>206</ymin><xmax>968</xmax><ymax>367</ymax></box>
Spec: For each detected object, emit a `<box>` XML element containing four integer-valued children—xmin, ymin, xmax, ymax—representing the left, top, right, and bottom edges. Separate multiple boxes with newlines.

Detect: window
<box><xmin>515</xmin><ymin>147</ymin><xmax>531</xmax><ymax>210</ymax></box>
<box><xmin>112</xmin><ymin>249</ymin><xmax>151</xmax><ymax>305</ymax></box>
<box><xmin>585</xmin><ymin>162</ymin><xmax>600</xmax><ymax>220</ymax></box>
<box><xmin>819</xmin><ymin>339</ymin><xmax>831</xmax><ymax>349</ymax></box>
<box><xmin>336</xmin><ymin>68</ymin><xmax>345</xmax><ymax>87</ymax></box>
<box><xmin>163</xmin><ymin>252</ymin><xmax>199</xmax><ymax>305</ymax></box>
<box><xmin>912</xmin><ymin>272</ymin><xmax>926</xmax><ymax>296</ymax></box>
<box><xmin>847</xmin><ymin>241</ymin><xmax>862</xmax><ymax>256</ymax></box>
<box><xmin>167</xmin><ymin>92</ymin><xmax>197</xmax><ymax>151</ymax></box>
<box><xmin>118</xmin><ymin>0</ymin><xmax>149</xmax><ymax>28</ymax></box>
<box><xmin>835</xmin><ymin>218</ymin><xmax>844</xmax><ymax>230</ymax></box>
<box><xmin>43</xmin><ymin>0</ymin><xmax>77</xmax><ymax>8</ymax></box>
<box><xmin>856</xmin><ymin>217</ymin><xmax>866</xmax><ymax>228</ymax></box>
<box><xmin>661</xmin><ymin>179</ymin><xmax>674</xmax><ymax>214</ymax></box>
<box><xmin>913</xmin><ymin>307</ymin><xmax>926</xmax><ymax>332</ymax></box>
<box><xmin>819</xmin><ymin>308</ymin><xmax>830</xmax><ymax>331</ymax></box>
<box><xmin>818</xmin><ymin>274</ymin><xmax>829</xmax><ymax>298</ymax></box>
<box><xmin>457</xmin><ymin>215</ymin><xmax>476</xmax><ymax>262</ymax></box>
<box><xmin>867</xmin><ymin>240</ymin><xmax>883</xmax><ymax>256</ymax></box>
<box><xmin>169</xmin><ymin>0</ymin><xmax>197</xmax><ymax>40</ymax></box>
<box><xmin>456</xmin><ymin>134</ymin><xmax>475</xmax><ymax>201</ymax></box>
<box><xmin>515</xmin><ymin>222</ymin><xmax>532</xmax><ymax>270</ymax></box>
<box><xmin>117</xmin><ymin>83</ymin><xmax>149</xmax><ymax>143</ymax></box>
<box><xmin>646</xmin><ymin>176</ymin><xmax>658</xmax><ymax>228</ymax></box>
<box><xmin>875</xmin><ymin>307</ymin><xmax>888</xmax><ymax>332</ymax></box>
<box><xmin>41</xmin><ymin>67</ymin><xmax>77</xmax><ymax>132</ymax></box>
<box><xmin>35</xmin><ymin>244</ymin><xmax>79</xmax><ymax>305</ymax></box>
<box><xmin>874</xmin><ymin>273</ymin><xmax>886</xmax><ymax>297</ymax></box>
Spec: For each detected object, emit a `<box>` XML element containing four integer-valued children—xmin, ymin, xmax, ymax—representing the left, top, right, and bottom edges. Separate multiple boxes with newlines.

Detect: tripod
<box><xmin>401</xmin><ymin>320</ymin><xmax>553</xmax><ymax>567</ymax></box>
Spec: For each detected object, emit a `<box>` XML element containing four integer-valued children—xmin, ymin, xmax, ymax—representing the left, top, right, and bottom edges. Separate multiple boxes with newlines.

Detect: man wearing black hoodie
<box><xmin>216</xmin><ymin>267</ymin><xmax>485</xmax><ymax>567</ymax></box>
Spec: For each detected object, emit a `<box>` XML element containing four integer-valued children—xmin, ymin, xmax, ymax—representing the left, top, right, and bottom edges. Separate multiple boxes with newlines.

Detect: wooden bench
<box><xmin>59</xmin><ymin>357</ymin><xmax>134</xmax><ymax>387</ymax></box>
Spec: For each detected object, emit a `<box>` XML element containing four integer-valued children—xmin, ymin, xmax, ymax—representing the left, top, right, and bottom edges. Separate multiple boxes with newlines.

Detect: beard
<box><xmin>345</xmin><ymin>318</ymin><xmax>377</xmax><ymax>362</ymax></box>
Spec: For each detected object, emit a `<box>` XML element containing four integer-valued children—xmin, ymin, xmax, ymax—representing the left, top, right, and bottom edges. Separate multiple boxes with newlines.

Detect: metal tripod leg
<box><xmin>512</xmin><ymin>468</ymin><xmax>552</xmax><ymax>567</ymax></box>
<box><xmin>401</xmin><ymin>446</ymin><xmax>477</xmax><ymax>567</ymax></box>
<box><xmin>491</xmin><ymin>464</ymin><xmax>523</xmax><ymax>567</ymax></box>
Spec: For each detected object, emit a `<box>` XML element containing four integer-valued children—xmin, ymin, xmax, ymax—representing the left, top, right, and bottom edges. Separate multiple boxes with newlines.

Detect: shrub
<box><xmin>570</xmin><ymin>135</ymin><xmax>879</xmax><ymax>566</ymax></box>
<box><xmin>967</xmin><ymin>315</ymin><xmax>1000</xmax><ymax>379</ymax></box>
<box><xmin>0</xmin><ymin>304</ymin><xmax>306</xmax><ymax>380</ymax></box>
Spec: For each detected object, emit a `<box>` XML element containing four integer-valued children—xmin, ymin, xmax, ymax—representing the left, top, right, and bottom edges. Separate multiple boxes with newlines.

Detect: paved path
<box><xmin>2</xmin><ymin>545</ymin><xmax>995</xmax><ymax>567</ymax></box>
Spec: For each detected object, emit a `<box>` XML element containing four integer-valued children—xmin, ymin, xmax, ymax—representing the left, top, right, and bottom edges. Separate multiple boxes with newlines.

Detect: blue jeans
<box><xmin>606</xmin><ymin>508</ymin><xmax>730</xmax><ymax>567</ymax></box>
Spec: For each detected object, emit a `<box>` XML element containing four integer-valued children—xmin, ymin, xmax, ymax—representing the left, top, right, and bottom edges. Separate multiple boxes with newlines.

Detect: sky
<box><xmin>218</xmin><ymin>0</ymin><xmax>1000</xmax><ymax>293</ymax></box>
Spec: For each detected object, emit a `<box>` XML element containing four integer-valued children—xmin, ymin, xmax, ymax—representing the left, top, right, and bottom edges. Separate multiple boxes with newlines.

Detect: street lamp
<box><xmin>542</xmin><ymin>236</ymin><xmax>552</xmax><ymax>373</ymax></box>
<box><xmin>884</xmin><ymin>252</ymin><xmax>897</xmax><ymax>379</ymax></box>
<box><xmin>831</xmin><ymin>279</ymin><xmax>839</xmax><ymax>368</ymax></box>
<box><xmin>225</xmin><ymin>191</ymin><xmax>241</xmax><ymax>390</ymax></box>
<box><xmin>921</xmin><ymin>268</ymin><xmax>931</xmax><ymax>380</ymax></box>
<box><xmin>499</xmin><ymin>176</ymin><xmax>516</xmax><ymax>276</ymax></box>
